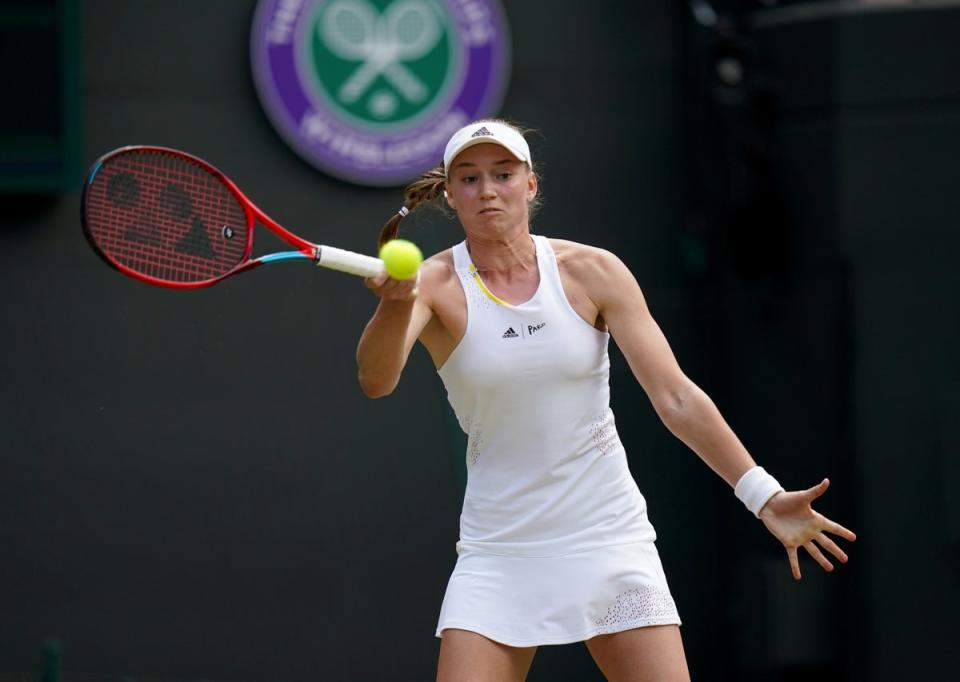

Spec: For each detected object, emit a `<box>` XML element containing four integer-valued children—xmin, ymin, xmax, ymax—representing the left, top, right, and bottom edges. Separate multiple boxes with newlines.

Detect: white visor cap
<box><xmin>443</xmin><ymin>121</ymin><xmax>532</xmax><ymax>176</ymax></box>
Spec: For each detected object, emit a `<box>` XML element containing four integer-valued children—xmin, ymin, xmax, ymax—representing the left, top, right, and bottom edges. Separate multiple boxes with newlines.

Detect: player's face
<box><xmin>445</xmin><ymin>143</ymin><xmax>537</xmax><ymax>236</ymax></box>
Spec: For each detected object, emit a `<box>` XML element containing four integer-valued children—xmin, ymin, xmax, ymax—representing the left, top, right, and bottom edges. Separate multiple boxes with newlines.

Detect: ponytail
<box><xmin>378</xmin><ymin>165</ymin><xmax>447</xmax><ymax>249</ymax></box>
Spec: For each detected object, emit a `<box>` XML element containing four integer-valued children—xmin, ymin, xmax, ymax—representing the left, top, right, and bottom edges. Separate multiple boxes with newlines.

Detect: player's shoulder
<box><xmin>422</xmin><ymin>247</ymin><xmax>455</xmax><ymax>273</ymax></box>
<box><xmin>416</xmin><ymin>247</ymin><xmax>461</xmax><ymax>311</ymax></box>
<box><xmin>418</xmin><ymin>247</ymin><xmax>457</xmax><ymax>289</ymax></box>
<box><xmin>546</xmin><ymin>237</ymin><xmax>627</xmax><ymax>278</ymax></box>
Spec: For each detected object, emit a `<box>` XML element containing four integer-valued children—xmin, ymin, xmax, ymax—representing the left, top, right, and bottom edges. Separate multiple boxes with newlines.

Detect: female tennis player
<box><xmin>356</xmin><ymin>120</ymin><xmax>856</xmax><ymax>682</ymax></box>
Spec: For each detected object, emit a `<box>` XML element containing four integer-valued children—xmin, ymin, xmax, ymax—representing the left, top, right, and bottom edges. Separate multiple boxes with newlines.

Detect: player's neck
<box><xmin>465</xmin><ymin>230</ymin><xmax>536</xmax><ymax>275</ymax></box>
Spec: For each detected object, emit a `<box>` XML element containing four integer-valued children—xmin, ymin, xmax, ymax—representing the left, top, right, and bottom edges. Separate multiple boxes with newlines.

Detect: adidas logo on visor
<box><xmin>502</xmin><ymin>327</ymin><xmax>519</xmax><ymax>338</ymax></box>
<box><xmin>471</xmin><ymin>126</ymin><xmax>494</xmax><ymax>138</ymax></box>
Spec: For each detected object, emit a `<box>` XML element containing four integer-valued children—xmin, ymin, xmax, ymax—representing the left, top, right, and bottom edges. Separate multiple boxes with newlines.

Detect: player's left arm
<box><xmin>579</xmin><ymin>246</ymin><xmax>754</xmax><ymax>486</ymax></box>
<box><xmin>578</xmin><ymin>246</ymin><xmax>855</xmax><ymax>578</ymax></box>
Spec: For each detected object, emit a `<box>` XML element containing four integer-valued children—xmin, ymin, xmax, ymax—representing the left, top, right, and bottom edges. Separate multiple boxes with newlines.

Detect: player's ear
<box><xmin>527</xmin><ymin>170</ymin><xmax>538</xmax><ymax>201</ymax></box>
<box><xmin>444</xmin><ymin>188</ymin><xmax>456</xmax><ymax>209</ymax></box>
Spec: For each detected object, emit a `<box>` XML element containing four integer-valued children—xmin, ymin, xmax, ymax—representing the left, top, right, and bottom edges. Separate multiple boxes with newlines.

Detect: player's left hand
<box><xmin>758</xmin><ymin>478</ymin><xmax>857</xmax><ymax>580</ymax></box>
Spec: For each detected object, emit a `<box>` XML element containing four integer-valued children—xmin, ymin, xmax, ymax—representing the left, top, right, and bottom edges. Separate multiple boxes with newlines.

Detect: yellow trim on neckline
<box><xmin>469</xmin><ymin>263</ymin><xmax>514</xmax><ymax>307</ymax></box>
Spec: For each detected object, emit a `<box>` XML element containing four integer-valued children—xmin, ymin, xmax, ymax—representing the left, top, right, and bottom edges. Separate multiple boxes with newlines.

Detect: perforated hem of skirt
<box><xmin>435</xmin><ymin>616</ymin><xmax>683</xmax><ymax>648</ymax></box>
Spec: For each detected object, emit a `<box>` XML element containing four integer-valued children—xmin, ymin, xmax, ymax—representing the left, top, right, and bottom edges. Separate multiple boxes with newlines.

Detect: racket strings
<box><xmin>85</xmin><ymin>151</ymin><xmax>249</xmax><ymax>284</ymax></box>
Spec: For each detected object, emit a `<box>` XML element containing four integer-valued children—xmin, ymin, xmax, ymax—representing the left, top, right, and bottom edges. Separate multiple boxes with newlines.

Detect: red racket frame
<box><xmin>82</xmin><ymin>146</ymin><xmax>323</xmax><ymax>289</ymax></box>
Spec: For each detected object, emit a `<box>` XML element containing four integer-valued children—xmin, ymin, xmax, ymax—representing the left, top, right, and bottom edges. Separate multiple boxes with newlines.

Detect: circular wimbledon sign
<box><xmin>251</xmin><ymin>0</ymin><xmax>511</xmax><ymax>186</ymax></box>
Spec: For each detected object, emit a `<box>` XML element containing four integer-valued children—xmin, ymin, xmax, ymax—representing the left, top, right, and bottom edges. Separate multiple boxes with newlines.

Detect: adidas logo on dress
<box><xmin>502</xmin><ymin>327</ymin><xmax>519</xmax><ymax>338</ymax></box>
<box><xmin>471</xmin><ymin>126</ymin><xmax>493</xmax><ymax>138</ymax></box>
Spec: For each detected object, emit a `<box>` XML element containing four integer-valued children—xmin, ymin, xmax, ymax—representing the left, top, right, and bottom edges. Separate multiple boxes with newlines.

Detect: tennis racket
<box><xmin>81</xmin><ymin>145</ymin><xmax>386</xmax><ymax>288</ymax></box>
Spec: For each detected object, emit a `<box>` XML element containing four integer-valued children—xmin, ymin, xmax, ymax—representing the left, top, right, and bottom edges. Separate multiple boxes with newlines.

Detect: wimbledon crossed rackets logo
<box><xmin>312</xmin><ymin>0</ymin><xmax>450</xmax><ymax>123</ymax></box>
<box><xmin>251</xmin><ymin>0</ymin><xmax>510</xmax><ymax>185</ymax></box>
<box><xmin>323</xmin><ymin>0</ymin><xmax>440</xmax><ymax>106</ymax></box>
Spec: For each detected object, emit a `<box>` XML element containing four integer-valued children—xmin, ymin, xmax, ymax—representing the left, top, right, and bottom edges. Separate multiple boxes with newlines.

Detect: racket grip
<box><xmin>316</xmin><ymin>245</ymin><xmax>385</xmax><ymax>278</ymax></box>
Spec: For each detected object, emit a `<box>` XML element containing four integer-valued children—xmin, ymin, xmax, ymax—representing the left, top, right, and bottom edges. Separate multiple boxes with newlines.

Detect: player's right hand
<box><xmin>364</xmin><ymin>271</ymin><xmax>419</xmax><ymax>302</ymax></box>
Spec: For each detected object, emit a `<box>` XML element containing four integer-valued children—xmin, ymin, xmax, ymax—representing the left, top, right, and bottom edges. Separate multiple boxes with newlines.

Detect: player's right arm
<box><xmin>356</xmin><ymin>261</ymin><xmax>435</xmax><ymax>398</ymax></box>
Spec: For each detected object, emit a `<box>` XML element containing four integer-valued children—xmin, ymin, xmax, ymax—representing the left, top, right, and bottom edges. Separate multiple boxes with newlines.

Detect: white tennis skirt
<box><xmin>435</xmin><ymin>540</ymin><xmax>681</xmax><ymax>647</ymax></box>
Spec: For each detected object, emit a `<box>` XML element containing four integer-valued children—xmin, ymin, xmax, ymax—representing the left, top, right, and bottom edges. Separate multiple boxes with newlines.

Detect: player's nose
<box><xmin>478</xmin><ymin>177</ymin><xmax>496</xmax><ymax>198</ymax></box>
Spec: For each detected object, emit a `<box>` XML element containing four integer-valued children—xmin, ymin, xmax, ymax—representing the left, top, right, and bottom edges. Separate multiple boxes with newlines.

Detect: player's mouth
<box><xmin>479</xmin><ymin>207</ymin><xmax>502</xmax><ymax>215</ymax></box>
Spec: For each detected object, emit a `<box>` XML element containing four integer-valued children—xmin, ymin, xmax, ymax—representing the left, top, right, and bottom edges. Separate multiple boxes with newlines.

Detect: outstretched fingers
<box><xmin>806</xmin><ymin>479</ymin><xmax>857</xmax><ymax>544</ymax></box>
<box><xmin>822</xmin><ymin>517</ymin><xmax>857</xmax><ymax>543</ymax></box>
<box><xmin>787</xmin><ymin>546</ymin><xmax>801</xmax><ymax>581</ymax></box>
<box><xmin>770</xmin><ymin>477</ymin><xmax>856</xmax><ymax>580</ymax></box>
<box><xmin>815</xmin><ymin>531</ymin><xmax>848</xmax><ymax>564</ymax></box>
<box><xmin>804</xmin><ymin>478</ymin><xmax>830</xmax><ymax>502</ymax></box>
<box><xmin>803</xmin><ymin>541</ymin><xmax>834</xmax><ymax>573</ymax></box>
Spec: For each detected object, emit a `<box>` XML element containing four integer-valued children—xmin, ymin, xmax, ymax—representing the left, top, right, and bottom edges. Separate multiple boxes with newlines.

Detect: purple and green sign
<box><xmin>251</xmin><ymin>0</ymin><xmax>511</xmax><ymax>186</ymax></box>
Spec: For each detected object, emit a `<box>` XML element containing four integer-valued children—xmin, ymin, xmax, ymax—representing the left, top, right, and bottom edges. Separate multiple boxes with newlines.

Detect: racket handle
<box><xmin>316</xmin><ymin>245</ymin><xmax>385</xmax><ymax>278</ymax></box>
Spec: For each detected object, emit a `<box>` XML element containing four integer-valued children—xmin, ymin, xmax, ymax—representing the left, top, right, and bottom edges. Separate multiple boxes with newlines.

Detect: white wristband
<box><xmin>734</xmin><ymin>466</ymin><xmax>784</xmax><ymax>518</ymax></box>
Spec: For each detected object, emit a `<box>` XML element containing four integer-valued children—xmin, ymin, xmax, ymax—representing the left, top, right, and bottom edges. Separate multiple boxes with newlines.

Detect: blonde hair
<box><xmin>377</xmin><ymin>119</ymin><xmax>540</xmax><ymax>249</ymax></box>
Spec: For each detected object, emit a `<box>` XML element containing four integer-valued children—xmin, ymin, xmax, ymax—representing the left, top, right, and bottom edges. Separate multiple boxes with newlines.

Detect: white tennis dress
<box><xmin>435</xmin><ymin>235</ymin><xmax>681</xmax><ymax>646</ymax></box>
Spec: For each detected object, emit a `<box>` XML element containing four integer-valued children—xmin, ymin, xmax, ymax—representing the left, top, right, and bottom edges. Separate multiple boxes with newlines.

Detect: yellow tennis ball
<box><xmin>379</xmin><ymin>239</ymin><xmax>423</xmax><ymax>280</ymax></box>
